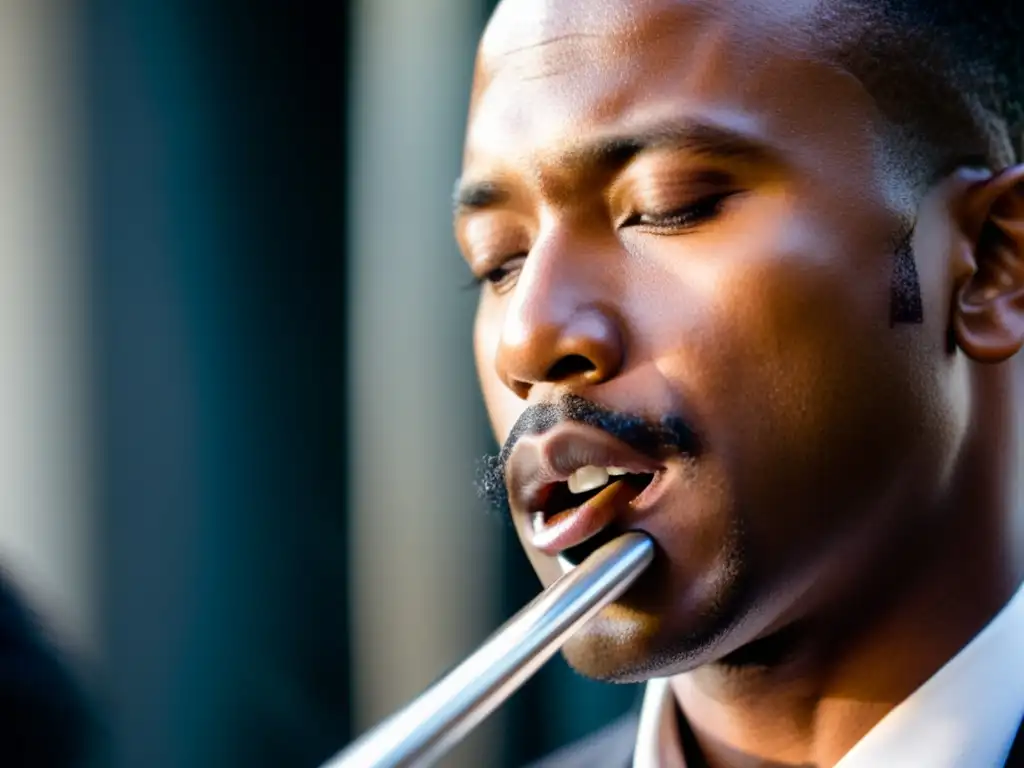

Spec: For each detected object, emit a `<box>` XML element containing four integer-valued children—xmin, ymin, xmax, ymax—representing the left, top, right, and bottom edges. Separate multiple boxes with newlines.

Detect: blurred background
<box><xmin>0</xmin><ymin>1</ymin><xmax>639</xmax><ymax>766</ymax></box>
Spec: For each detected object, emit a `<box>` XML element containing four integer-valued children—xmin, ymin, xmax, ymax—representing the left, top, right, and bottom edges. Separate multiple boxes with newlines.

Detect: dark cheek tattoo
<box><xmin>889</xmin><ymin>224</ymin><xmax>924</xmax><ymax>326</ymax></box>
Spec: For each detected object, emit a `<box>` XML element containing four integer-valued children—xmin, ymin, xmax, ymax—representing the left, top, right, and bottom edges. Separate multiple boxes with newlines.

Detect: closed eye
<box><xmin>621</xmin><ymin>191</ymin><xmax>736</xmax><ymax>233</ymax></box>
<box><xmin>464</xmin><ymin>253</ymin><xmax>527</xmax><ymax>294</ymax></box>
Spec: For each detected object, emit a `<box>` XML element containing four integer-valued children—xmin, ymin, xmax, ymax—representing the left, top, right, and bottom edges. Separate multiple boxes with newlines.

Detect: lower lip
<box><xmin>528</xmin><ymin>473</ymin><xmax>664</xmax><ymax>556</ymax></box>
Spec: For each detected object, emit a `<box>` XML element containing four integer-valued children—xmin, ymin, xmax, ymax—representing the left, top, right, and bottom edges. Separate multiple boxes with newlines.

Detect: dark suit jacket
<box><xmin>528</xmin><ymin>709</ymin><xmax>1024</xmax><ymax>767</ymax></box>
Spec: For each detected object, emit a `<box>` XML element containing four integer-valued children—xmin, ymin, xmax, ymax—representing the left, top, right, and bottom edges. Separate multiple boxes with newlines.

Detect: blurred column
<box><xmin>0</xmin><ymin>0</ymin><xmax>95</xmax><ymax>655</ymax></box>
<box><xmin>347</xmin><ymin>1</ymin><xmax>501</xmax><ymax>766</ymax></box>
<box><xmin>87</xmin><ymin>2</ymin><xmax>353</xmax><ymax>767</ymax></box>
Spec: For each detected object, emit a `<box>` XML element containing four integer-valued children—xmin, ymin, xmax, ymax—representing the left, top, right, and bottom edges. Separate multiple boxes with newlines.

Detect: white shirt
<box><xmin>633</xmin><ymin>582</ymin><xmax>1024</xmax><ymax>768</ymax></box>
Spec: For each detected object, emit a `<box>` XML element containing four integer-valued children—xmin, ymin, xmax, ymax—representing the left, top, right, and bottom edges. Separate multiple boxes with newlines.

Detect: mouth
<box><xmin>507</xmin><ymin>422</ymin><xmax>672</xmax><ymax>566</ymax></box>
<box><xmin>532</xmin><ymin>469</ymin><xmax>659</xmax><ymax>566</ymax></box>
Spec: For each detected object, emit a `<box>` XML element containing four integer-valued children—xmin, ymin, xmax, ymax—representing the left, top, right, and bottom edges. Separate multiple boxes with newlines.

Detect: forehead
<box><xmin>464</xmin><ymin>0</ymin><xmax>880</xmax><ymax>185</ymax></box>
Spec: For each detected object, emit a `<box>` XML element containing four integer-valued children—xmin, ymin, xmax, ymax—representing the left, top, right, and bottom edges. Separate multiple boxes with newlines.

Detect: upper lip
<box><xmin>505</xmin><ymin>422</ymin><xmax>668</xmax><ymax>518</ymax></box>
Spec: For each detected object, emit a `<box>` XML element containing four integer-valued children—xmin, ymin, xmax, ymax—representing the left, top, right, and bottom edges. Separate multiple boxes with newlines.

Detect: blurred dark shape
<box><xmin>0</xmin><ymin>573</ymin><xmax>94</xmax><ymax>767</ymax></box>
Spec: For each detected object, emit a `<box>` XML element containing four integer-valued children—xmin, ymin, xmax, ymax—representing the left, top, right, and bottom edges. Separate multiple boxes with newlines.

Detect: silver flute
<box><xmin>322</xmin><ymin>531</ymin><xmax>655</xmax><ymax>768</ymax></box>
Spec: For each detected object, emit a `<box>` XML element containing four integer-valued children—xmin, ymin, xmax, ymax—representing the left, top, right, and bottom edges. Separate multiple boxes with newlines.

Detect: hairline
<box><xmin>808</xmin><ymin>0</ymin><xmax>1018</xmax><ymax>188</ymax></box>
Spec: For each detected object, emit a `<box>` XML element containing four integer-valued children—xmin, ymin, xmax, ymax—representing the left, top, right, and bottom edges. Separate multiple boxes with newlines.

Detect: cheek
<box><xmin>633</xmin><ymin>194</ymin><xmax>895</xmax><ymax>400</ymax></box>
<box><xmin>639</xmin><ymin>202</ymin><xmax>938</xmax><ymax>532</ymax></box>
<box><xmin>718</xmin><ymin>257</ymin><xmax>891</xmax><ymax>442</ymax></box>
<box><xmin>474</xmin><ymin>302</ymin><xmax>522</xmax><ymax>443</ymax></box>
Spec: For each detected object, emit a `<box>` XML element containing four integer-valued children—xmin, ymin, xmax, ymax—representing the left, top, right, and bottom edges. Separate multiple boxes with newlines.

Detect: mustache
<box><xmin>475</xmin><ymin>394</ymin><xmax>698</xmax><ymax>518</ymax></box>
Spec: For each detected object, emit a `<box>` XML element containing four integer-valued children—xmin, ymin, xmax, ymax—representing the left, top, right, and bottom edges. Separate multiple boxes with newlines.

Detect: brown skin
<box><xmin>455</xmin><ymin>0</ymin><xmax>1024</xmax><ymax>765</ymax></box>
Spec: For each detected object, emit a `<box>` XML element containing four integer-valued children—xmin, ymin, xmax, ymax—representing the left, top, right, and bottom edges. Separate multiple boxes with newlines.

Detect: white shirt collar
<box><xmin>633</xmin><ymin>582</ymin><xmax>1024</xmax><ymax>768</ymax></box>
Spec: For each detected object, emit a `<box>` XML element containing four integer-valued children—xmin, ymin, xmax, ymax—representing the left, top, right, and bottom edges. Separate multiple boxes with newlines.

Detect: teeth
<box><xmin>567</xmin><ymin>465</ymin><xmax>611</xmax><ymax>494</ymax></box>
<box><xmin>607</xmin><ymin>467</ymin><xmax>629</xmax><ymax>476</ymax></box>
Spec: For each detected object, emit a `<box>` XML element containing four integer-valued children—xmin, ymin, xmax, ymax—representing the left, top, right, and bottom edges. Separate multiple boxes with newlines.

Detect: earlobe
<box><xmin>951</xmin><ymin>165</ymin><xmax>1024</xmax><ymax>363</ymax></box>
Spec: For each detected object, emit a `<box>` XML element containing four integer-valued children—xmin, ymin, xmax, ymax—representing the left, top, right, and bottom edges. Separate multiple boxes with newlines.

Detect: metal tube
<box><xmin>323</xmin><ymin>532</ymin><xmax>655</xmax><ymax>768</ymax></box>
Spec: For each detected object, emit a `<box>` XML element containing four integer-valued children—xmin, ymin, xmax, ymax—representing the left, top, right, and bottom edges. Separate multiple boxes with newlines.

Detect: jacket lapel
<box><xmin>1004</xmin><ymin>714</ymin><xmax>1024</xmax><ymax>767</ymax></box>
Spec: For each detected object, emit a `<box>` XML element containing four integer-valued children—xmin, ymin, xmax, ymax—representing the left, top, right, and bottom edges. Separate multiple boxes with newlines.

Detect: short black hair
<box><xmin>814</xmin><ymin>1</ymin><xmax>1024</xmax><ymax>185</ymax></box>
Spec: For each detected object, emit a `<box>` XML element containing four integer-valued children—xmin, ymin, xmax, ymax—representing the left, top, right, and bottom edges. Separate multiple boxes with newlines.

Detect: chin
<box><xmin>559</xmin><ymin>603</ymin><xmax>666</xmax><ymax>682</ymax></box>
<box><xmin>558</xmin><ymin>593</ymin><xmax>740</xmax><ymax>683</ymax></box>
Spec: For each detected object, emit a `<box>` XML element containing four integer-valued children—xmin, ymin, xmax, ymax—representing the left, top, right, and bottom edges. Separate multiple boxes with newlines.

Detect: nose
<box><xmin>495</xmin><ymin>241</ymin><xmax>625</xmax><ymax>400</ymax></box>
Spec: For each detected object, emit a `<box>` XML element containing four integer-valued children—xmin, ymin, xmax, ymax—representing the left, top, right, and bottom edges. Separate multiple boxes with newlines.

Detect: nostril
<box><xmin>545</xmin><ymin>354</ymin><xmax>596</xmax><ymax>383</ymax></box>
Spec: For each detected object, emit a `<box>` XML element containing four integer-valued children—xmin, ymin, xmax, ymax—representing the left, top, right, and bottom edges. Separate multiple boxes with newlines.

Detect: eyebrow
<box><xmin>453</xmin><ymin>119</ymin><xmax>779</xmax><ymax>216</ymax></box>
<box><xmin>452</xmin><ymin>178</ymin><xmax>509</xmax><ymax>212</ymax></box>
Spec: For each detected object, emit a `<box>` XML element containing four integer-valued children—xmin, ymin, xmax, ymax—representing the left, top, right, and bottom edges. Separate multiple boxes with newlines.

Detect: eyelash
<box><xmin>620</xmin><ymin>190</ymin><xmax>734</xmax><ymax>232</ymax></box>
<box><xmin>463</xmin><ymin>255</ymin><xmax>526</xmax><ymax>293</ymax></box>
<box><xmin>464</xmin><ymin>191</ymin><xmax>736</xmax><ymax>292</ymax></box>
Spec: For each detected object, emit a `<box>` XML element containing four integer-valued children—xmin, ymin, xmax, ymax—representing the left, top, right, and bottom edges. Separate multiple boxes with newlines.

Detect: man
<box><xmin>457</xmin><ymin>0</ymin><xmax>1024</xmax><ymax>765</ymax></box>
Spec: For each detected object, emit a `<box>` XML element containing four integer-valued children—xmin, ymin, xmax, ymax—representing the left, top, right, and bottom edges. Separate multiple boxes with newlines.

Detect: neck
<box><xmin>670</xmin><ymin>366</ymin><xmax>1024</xmax><ymax>768</ymax></box>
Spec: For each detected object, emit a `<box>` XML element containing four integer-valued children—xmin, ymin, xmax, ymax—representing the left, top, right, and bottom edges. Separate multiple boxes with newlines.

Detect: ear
<box><xmin>952</xmin><ymin>165</ymin><xmax>1024</xmax><ymax>363</ymax></box>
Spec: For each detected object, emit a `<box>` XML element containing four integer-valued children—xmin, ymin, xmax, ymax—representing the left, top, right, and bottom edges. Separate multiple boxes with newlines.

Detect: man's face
<box><xmin>456</xmin><ymin>0</ymin><xmax>969</xmax><ymax>680</ymax></box>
